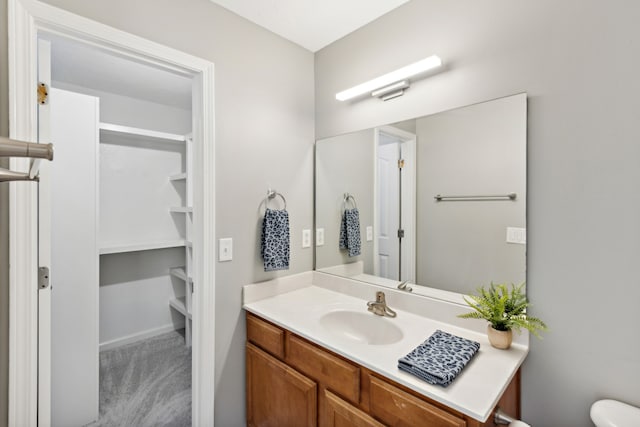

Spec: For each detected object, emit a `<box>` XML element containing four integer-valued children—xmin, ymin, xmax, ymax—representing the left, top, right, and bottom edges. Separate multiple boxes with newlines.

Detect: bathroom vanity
<box><xmin>243</xmin><ymin>272</ymin><xmax>527</xmax><ymax>426</ymax></box>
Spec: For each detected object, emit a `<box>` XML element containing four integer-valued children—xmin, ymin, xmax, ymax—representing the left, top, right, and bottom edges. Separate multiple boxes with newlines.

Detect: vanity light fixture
<box><xmin>335</xmin><ymin>55</ymin><xmax>442</xmax><ymax>102</ymax></box>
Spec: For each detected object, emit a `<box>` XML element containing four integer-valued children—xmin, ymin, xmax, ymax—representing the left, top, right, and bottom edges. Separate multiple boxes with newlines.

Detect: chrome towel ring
<box><xmin>265</xmin><ymin>189</ymin><xmax>287</xmax><ymax>211</ymax></box>
<box><xmin>343</xmin><ymin>193</ymin><xmax>357</xmax><ymax>211</ymax></box>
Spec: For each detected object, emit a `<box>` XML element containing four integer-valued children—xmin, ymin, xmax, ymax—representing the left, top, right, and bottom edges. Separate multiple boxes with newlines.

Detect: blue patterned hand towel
<box><xmin>261</xmin><ymin>208</ymin><xmax>290</xmax><ymax>272</ymax></box>
<box><xmin>398</xmin><ymin>330</ymin><xmax>480</xmax><ymax>387</ymax></box>
<box><xmin>339</xmin><ymin>208</ymin><xmax>361</xmax><ymax>257</ymax></box>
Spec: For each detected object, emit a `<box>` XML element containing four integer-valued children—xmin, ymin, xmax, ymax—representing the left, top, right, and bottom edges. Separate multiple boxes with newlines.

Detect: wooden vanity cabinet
<box><xmin>246</xmin><ymin>312</ymin><xmax>520</xmax><ymax>427</ymax></box>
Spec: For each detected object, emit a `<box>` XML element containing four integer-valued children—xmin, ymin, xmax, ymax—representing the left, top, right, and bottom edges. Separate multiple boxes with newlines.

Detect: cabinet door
<box><xmin>323</xmin><ymin>389</ymin><xmax>385</xmax><ymax>427</ymax></box>
<box><xmin>247</xmin><ymin>343</ymin><xmax>317</xmax><ymax>427</ymax></box>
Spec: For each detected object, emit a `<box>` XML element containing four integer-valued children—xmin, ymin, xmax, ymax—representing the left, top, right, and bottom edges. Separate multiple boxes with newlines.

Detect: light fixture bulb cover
<box><xmin>336</xmin><ymin>55</ymin><xmax>442</xmax><ymax>101</ymax></box>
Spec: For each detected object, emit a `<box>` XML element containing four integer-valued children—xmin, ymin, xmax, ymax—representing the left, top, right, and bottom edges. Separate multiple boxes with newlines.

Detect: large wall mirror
<box><xmin>315</xmin><ymin>93</ymin><xmax>527</xmax><ymax>296</ymax></box>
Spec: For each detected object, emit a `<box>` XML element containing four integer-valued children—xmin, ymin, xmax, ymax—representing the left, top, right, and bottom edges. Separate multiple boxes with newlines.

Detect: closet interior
<box><xmin>45</xmin><ymin>34</ymin><xmax>195</xmax><ymax>426</ymax></box>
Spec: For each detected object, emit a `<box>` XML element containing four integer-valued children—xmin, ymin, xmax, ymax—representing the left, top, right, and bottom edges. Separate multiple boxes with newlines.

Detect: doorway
<box><xmin>373</xmin><ymin>125</ymin><xmax>416</xmax><ymax>283</ymax></box>
<box><xmin>8</xmin><ymin>1</ymin><xmax>216</xmax><ymax>425</ymax></box>
<box><xmin>40</xmin><ymin>34</ymin><xmax>196</xmax><ymax>426</ymax></box>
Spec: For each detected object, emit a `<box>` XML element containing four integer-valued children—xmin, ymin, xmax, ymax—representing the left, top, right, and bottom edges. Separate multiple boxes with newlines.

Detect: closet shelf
<box><xmin>170</xmin><ymin>267</ymin><xmax>193</xmax><ymax>283</ymax></box>
<box><xmin>99</xmin><ymin>240</ymin><xmax>187</xmax><ymax>255</ymax></box>
<box><xmin>169</xmin><ymin>173</ymin><xmax>187</xmax><ymax>181</ymax></box>
<box><xmin>170</xmin><ymin>206</ymin><xmax>193</xmax><ymax>213</ymax></box>
<box><xmin>169</xmin><ymin>297</ymin><xmax>192</xmax><ymax>320</ymax></box>
<box><xmin>99</xmin><ymin>122</ymin><xmax>187</xmax><ymax>143</ymax></box>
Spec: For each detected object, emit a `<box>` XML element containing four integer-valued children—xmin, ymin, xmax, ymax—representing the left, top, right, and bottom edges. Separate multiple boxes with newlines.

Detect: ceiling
<box><xmin>208</xmin><ymin>0</ymin><xmax>410</xmax><ymax>52</ymax></box>
<box><xmin>46</xmin><ymin>34</ymin><xmax>193</xmax><ymax>110</ymax></box>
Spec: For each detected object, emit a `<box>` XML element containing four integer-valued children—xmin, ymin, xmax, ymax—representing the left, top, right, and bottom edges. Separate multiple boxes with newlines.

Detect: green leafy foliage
<box><xmin>458</xmin><ymin>282</ymin><xmax>547</xmax><ymax>338</ymax></box>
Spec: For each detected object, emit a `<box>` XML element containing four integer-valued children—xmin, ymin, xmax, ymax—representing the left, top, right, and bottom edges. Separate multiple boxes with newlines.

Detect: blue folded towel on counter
<box><xmin>398</xmin><ymin>330</ymin><xmax>480</xmax><ymax>387</ymax></box>
<box><xmin>261</xmin><ymin>208</ymin><xmax>290</xmax><ymax>272</ymax></box>
<box><xmin>339</xmin><ymin>208</ymin><xmax>361</xmax><ymax>257</ymax></box>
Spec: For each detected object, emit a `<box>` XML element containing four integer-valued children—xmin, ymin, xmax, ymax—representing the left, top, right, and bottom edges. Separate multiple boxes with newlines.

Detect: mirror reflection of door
<box><xmin>375</xmin><ymin>127</ymin><xmax>416</xmax><ymax>282</ymax></box>
<box><xmin>376</xmin><ymin>138</ymin><xmax>400</xmax><ymax>279</ymax></box>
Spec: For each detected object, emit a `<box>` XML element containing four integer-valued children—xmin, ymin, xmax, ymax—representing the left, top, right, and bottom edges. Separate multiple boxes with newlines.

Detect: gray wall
<box><xmin>0</xmin><ymin>0</ymin><xmax>314</xmax><ymax>425</ymax></box>
<box><xmin>315</xmin><ymin>129</ymin><xmax>375</xmax><ymax>272</ymax></box>
<box><xmin>416</xmin><ymin>94</ymin><xmax>526</xmax><ymax>294</ymax></box>
<box><xmin>316</xmin><ymin>1</ymin><xmax>640</xmax><ymax>425</ymax></box>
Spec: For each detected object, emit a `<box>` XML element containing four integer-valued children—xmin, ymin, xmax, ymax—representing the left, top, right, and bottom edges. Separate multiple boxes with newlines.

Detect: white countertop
<box><xmin>243</xmin><ymin>271</ymin><xmax>528</xmax><ymax>422</ymax></box>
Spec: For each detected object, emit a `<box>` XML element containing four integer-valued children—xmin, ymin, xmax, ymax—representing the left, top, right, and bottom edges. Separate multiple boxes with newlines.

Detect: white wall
<box><xmin>53</xmin><ymin>82</ymin><xmax>192</xmax><ymax>134</ymax></box>
<box><xmin>316</xmin><ymin>1</ymin><xmax>640</xmax><ymax>425</ymax></box>
<box><xmin>1</xmin><ymin>0</ymin><xmax>315</xmax><ymax>425</ymax></box>
<box><xmin>49</xmin><ymin>88</ymin><xmax>100</xmax><ymax>427</ymax></box>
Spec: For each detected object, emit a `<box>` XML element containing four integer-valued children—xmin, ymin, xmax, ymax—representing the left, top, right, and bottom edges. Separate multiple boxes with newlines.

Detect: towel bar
<box><xmin>0</xmin><ymin>136</ymin><xmax>55</xmax><ymax>182</ymax></box>
<box><xmin>434</xmin><ymin>193</ymin><xmax>517</xmax><ymax>202</ymax></box>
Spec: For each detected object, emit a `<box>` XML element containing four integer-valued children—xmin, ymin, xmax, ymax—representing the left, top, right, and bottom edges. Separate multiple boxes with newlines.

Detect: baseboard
<box><xmin>99</xmin><ymin>322</ymin><xmax>185</xmax><ymax>352</ymax></box>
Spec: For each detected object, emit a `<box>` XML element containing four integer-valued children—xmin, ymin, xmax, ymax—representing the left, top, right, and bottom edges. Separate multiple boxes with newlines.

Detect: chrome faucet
<box><xmin>397</xmin><ymin>280</ymin><xmax>413</xmax><ymax>292</ymax></box>
<box><xmin>367</xmin><ymin>291</ymin><xmax>397</xmax><ymax>318</ymax></box>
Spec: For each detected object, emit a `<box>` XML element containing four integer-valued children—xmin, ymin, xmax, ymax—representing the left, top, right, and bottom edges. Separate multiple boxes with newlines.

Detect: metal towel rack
<box><xmin>343</xmin><ymin>193</ymin><xmax>358</xmax><ymax>210</ymax></box>
<box><xmin>0</xmin><ymin>136</ymin><xmax>54</xmax><ymax>182</ymax></box>
<box><xmin>434</xmin><ymin>192</ymin><xmax>517</xmax><ymax>202</ymax></box>
<box><xmin>265</xmin><ymin>189</ymin><xmax>287</xmax><ymax>211</ymax></box>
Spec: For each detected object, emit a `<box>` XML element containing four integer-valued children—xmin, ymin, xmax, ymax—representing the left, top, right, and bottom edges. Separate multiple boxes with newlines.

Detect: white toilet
<box><xmin>591</xmin><ymin>399</ymin><xmax>640</xmax><ymax>427</ymax></box>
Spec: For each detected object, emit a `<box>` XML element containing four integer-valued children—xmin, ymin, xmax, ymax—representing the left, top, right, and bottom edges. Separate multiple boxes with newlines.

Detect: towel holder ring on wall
<box><xmin>265</xmin><ymin>189</ymin><xmax>287</xmax><ymax>211</ymax></box>
<box><xmin>343</xmin><ymin>193</ymin><xmax>357</xmax><ymax>210</ymax></box>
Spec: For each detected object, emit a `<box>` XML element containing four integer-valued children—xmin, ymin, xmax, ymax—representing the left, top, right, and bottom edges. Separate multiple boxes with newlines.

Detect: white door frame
<box><xmin>372</xmin><ymin>125</ymin><xmax>416</xmax><ymax>282</ymax></box>
<box><xmin>7</xmin><ymin>1</ymin><xmax>216</xmax><ymax>426</ymax></box>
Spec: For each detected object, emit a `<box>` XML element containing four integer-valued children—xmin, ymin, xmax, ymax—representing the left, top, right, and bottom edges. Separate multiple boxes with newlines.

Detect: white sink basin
<box><xmin>319</xmin><ymin>310</ymin><xmax>403</xmax><ymax>345</ymax></box>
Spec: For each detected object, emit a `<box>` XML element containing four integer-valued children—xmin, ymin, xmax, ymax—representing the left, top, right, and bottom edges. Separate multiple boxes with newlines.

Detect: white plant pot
<box><xmin>487</xmin><ymin>325</ymin><xmax>513</xmax><ymax>349</ymax></box>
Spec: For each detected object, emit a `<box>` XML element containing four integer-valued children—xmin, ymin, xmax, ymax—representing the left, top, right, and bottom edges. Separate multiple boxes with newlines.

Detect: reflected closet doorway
<box><xmin>373</xmin><ymin>126</ymin><xmax>416</xmax><ymax>283</ymax></box>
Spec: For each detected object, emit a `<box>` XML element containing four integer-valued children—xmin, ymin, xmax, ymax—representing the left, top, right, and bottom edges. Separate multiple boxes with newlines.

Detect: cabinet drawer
<box><xmin>323</xmin><ymin>389</ymin><xmax>385</xmax><ymax>427</ymax></box>
<box><xmin>247</xmin><ymin>313</ymin><xmax>285</xmax><ymax>359</ymax></box>
<box><xmin>369</xmin><ymin>376</ymin><xmax>466</xmax><ymax>427</ymax></box>
<box><xmin>287</xmin><ymin>334</ymin><xmax>360</xmax><ymax>404</ymax></box>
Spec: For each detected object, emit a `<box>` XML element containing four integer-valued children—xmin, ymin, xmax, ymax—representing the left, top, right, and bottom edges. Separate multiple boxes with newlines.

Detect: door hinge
<box><xmin>397</xmin><ymin>229</ymin><xmax>405</xmax><ymax>239</ymax></box>
<box><xmin>38</xmin><ymin>82</ymin><xmax>48</xmax><ymax>105</ymax></box>
<box><xmin>398</xmin><ymin>159</ymin><xmax>405</xmax><ymax>169</ymax></box>
<box><xmin>38</xmin><ymin>266</ymin><xmax>50</xmax><ymax>289</ymax></box>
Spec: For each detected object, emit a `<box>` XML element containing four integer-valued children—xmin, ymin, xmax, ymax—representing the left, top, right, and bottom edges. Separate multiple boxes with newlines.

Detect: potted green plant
<box><xmin>458</xmin><ymin>282</ymin><xmax>547</xmax><ymax>349</ymax></box>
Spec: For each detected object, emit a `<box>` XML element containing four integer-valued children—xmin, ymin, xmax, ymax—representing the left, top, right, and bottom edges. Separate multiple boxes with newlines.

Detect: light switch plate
<box><xmin>219</xmin><ymin>238</ymin><xmax>233</xmax><ymax>261</ymax></box>
<box><xmin>316</xmin><ymin>228</ymin><xmax>325</xmax><ymax>246</ymax></box>
<box><xmin>302</xmin><ymin>229</ymin><xmax>311</xmax><ymax>248</ymax></box>
<box><xmin>366</xmin><ymin>226</ymin><xmax>373</xmax><ymax>241</ymax></box>
<box><xmin>506</xmin><ymin>227</ymin><xmax>526</xmax><ymax>245</ymax></box>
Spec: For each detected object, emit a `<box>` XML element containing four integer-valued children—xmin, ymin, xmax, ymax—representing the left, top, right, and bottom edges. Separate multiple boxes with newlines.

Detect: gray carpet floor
<box><xmin>86</xmin><ymin>329</ymin><xmax>191</xmax><ymax>427</ymax></box>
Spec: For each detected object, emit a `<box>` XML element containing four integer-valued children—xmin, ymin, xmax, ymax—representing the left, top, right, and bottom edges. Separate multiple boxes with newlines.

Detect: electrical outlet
<box><xmin>316</xmin><ymin>228</ymin><xmax>325</xmax><ymax>246</ymax></box>
<box><xmin>219</xmin><ymin>238</ymin><xmax>233</xmax><ymax>261</ymax></box>
<box><xmin>506</xmin><ymin>227</ymin><xmax>526</xmax><ymax>245</ymax></box>
<box><xmin>302</xmin><ymin>229</ymin><xmax>311</xmax><ymax>248</ymax></box>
